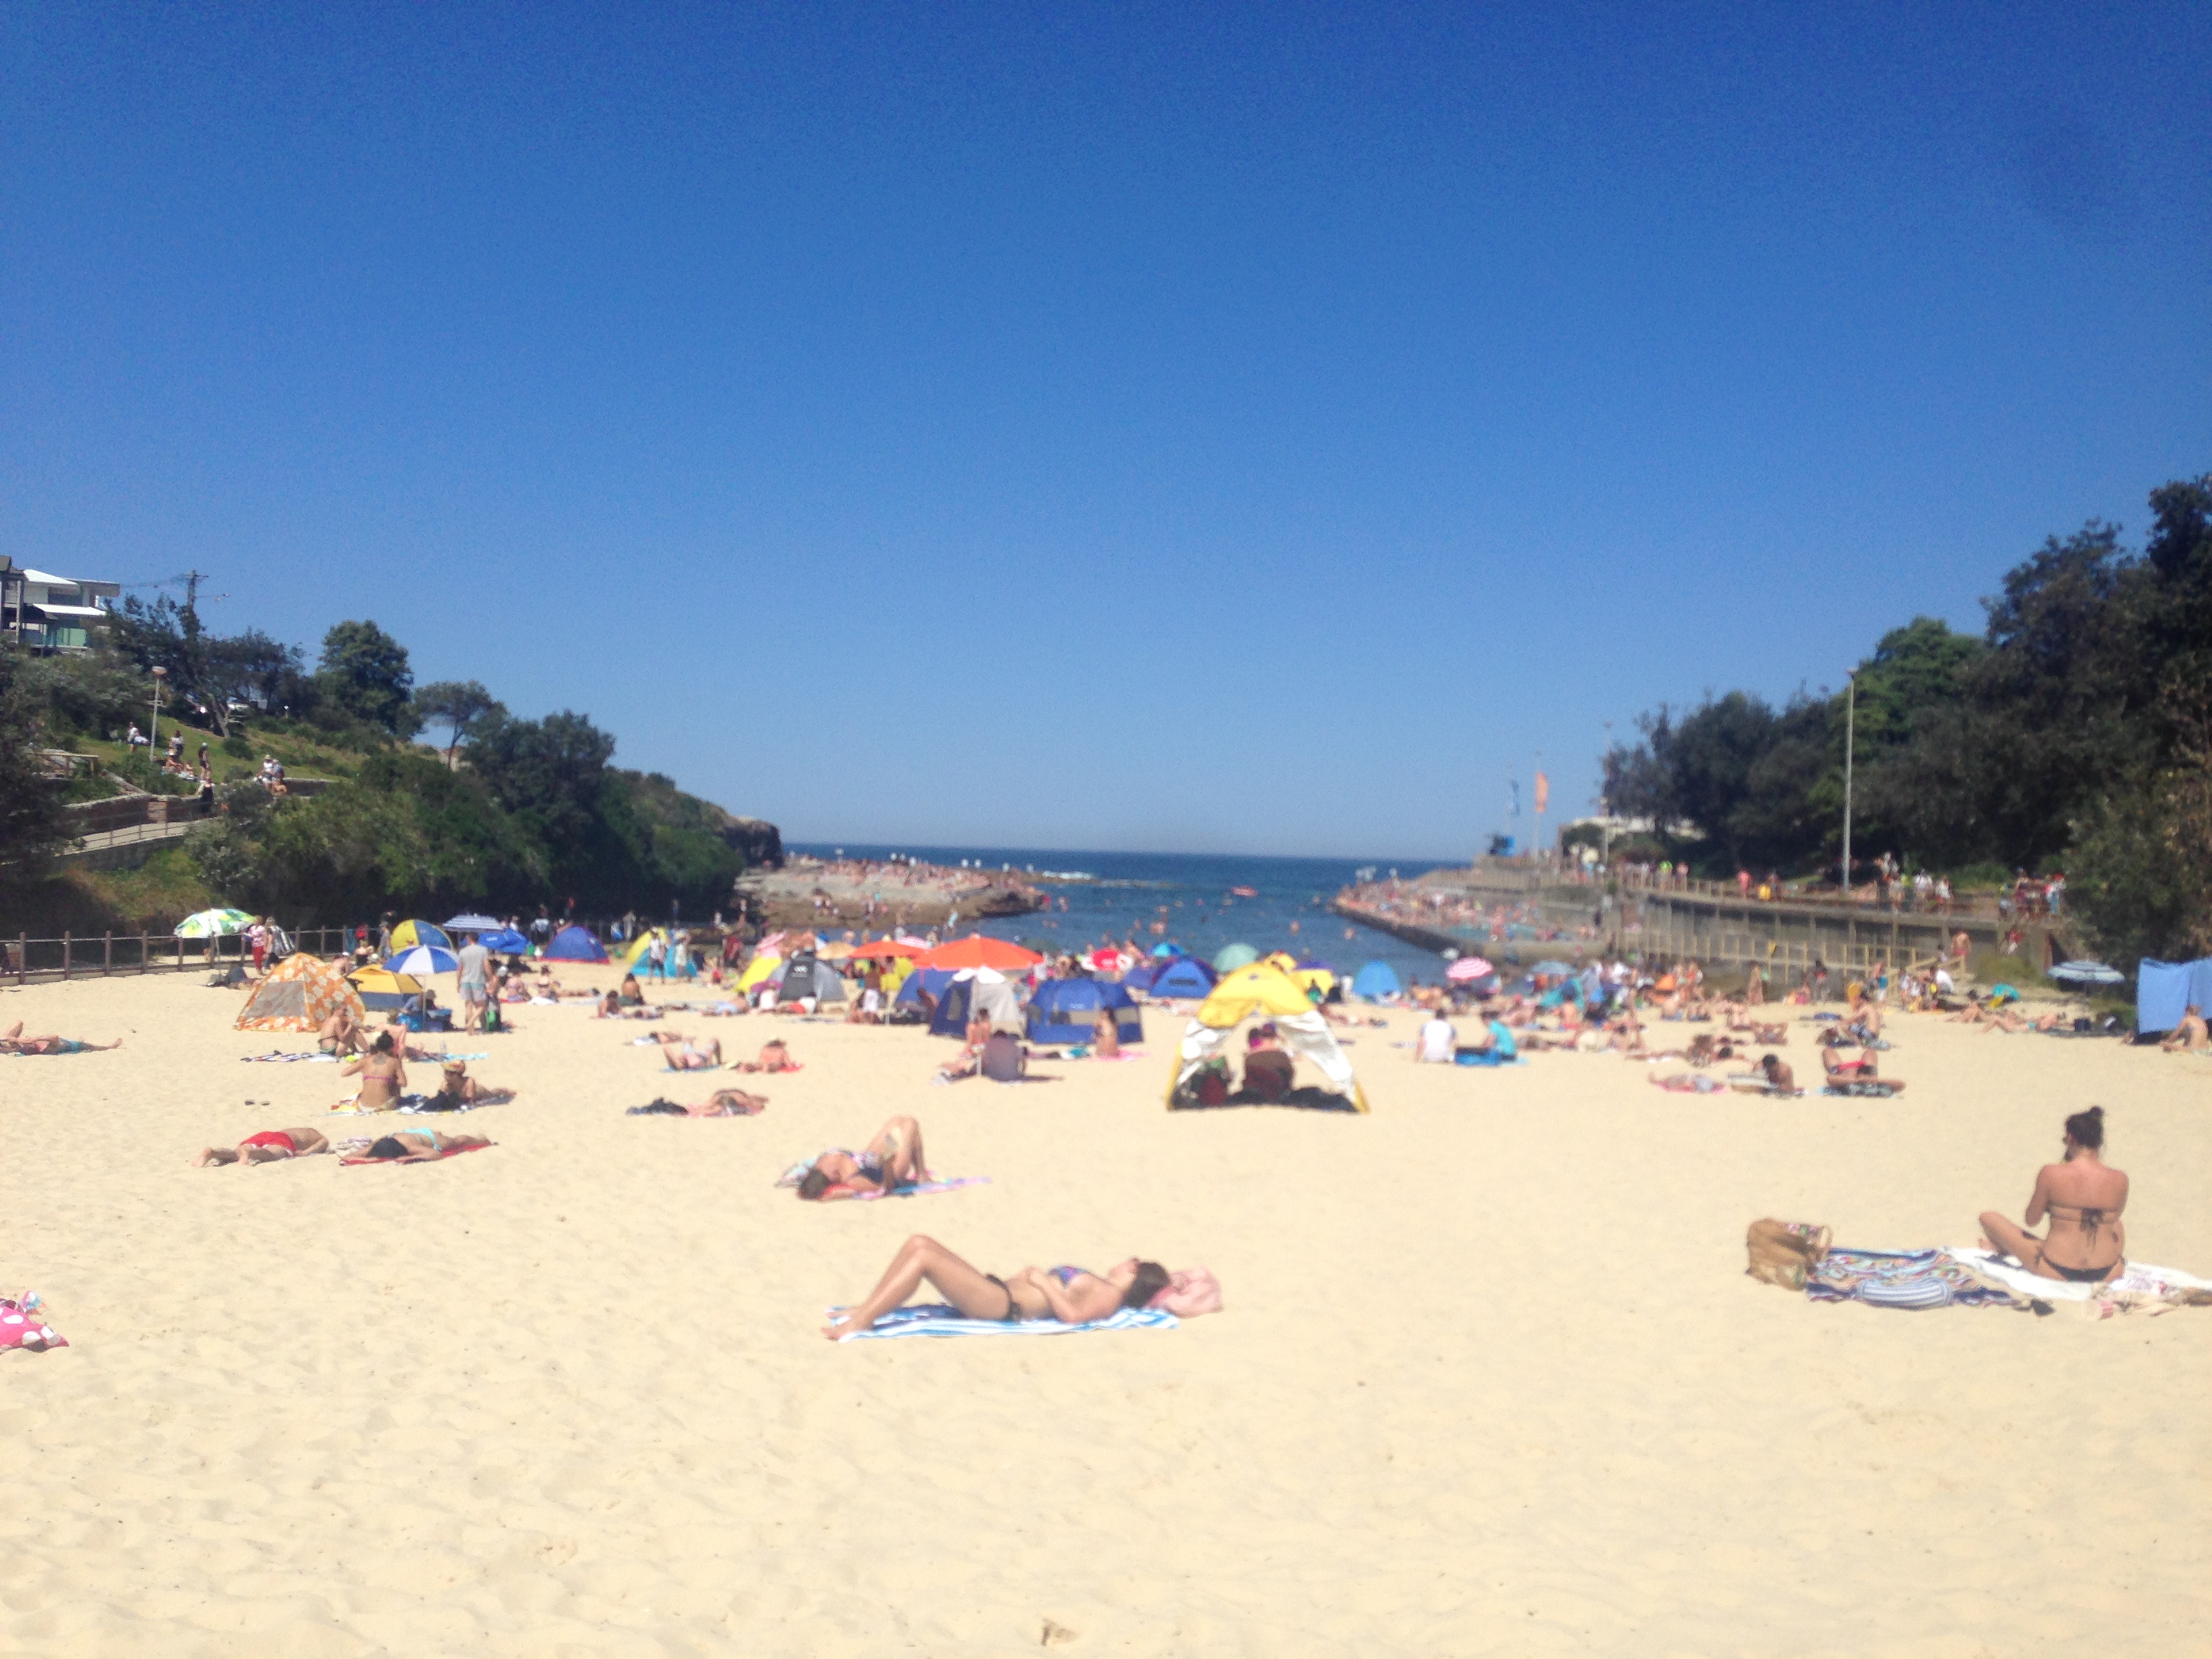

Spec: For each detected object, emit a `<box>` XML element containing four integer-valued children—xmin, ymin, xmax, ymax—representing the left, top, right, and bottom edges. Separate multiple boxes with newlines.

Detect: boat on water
<box><xmin>1229</xmin><ymin>886</ymin><xmax>1258</xmax><ymax>898</ymax></box>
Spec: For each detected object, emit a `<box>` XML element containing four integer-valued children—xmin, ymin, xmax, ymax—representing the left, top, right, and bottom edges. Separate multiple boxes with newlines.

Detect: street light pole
<box><xmin>150</xmin><ymin>666</ymin><xmax>167</xmax><ymax>767</ymax></box>
<box><xmin>1841</xmin><ymin>672</ymin><xmax>1856</xmax><ymax>901</ymax></box>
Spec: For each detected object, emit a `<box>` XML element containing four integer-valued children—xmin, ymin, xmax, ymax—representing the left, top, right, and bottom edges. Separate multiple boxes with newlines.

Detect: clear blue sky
<box><xmin>6</xmin><ymin>4</ymin><xmax>2207</xmax><ymax>857</ymax></box>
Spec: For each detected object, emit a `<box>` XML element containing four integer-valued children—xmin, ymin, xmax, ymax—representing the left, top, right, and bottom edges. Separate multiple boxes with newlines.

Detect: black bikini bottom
<box><xmin>2046</xmin><ymin>1258</ymin><xmax>2117</xmax><ymax>1282</ymax></box>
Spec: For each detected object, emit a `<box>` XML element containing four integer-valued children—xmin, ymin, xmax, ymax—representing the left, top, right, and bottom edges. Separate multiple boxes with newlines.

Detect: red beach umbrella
<box><xmin>916</xmin><ymin>933</ymin><xmax>1044</xmax><ymax>970</ymax></box>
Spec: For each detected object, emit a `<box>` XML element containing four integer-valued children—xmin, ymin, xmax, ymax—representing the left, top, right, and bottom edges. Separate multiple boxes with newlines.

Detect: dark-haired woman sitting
<box><xmin>824</xmin><ymin>1235</ymin><xmax>1170</xmax><ymax>1339</ymax></box>
<box><xmin>1978</xmin><ymin>1107</ymin><xmax>2128</xmax><ymax>1283</ymax></box>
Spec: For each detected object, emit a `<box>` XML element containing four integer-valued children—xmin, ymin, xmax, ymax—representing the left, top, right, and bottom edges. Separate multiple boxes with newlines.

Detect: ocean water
<box><xmin>785</xmin><ymin>844</ymin><xmax>1462</xmax><ymax>986</ymax></box>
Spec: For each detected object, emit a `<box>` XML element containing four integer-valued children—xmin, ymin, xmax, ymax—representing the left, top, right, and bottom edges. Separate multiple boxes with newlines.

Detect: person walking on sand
<box><xmin>1978</xmin><ymin>1107</ymin><xmax>2127</xmax><ymax>1284</ymax></box>
<box><xmin>456</xmin><ymin>932</ymin><xmax>491</xmax><ymax>1033</ymax></box>
<box><xmin>196</xmin><ymin>1126</ymin><xmax>331</xmax><ymax>1166</ymax></box>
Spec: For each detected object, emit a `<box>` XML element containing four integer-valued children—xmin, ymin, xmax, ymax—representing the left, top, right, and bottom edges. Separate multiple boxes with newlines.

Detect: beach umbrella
<box><xmin>390</xmin><ymin>919</ymin><xmax>452</xmax><ymax>951</ymax></box>
<box><xmin>443</xmin><ymin>914</ymin><xmax>500</xmax><ymax>932</ymax></box>
<box><xmin>2049</xmin><ymin>960</ymin><xmax>2125</xmax><ymax>986</ymax></box>
<box><xmin>1151</xmin><ymin>941</ymin><xmax>1185</xmax><ymax>958</ymax></box>
<box><xmin>1988</xmin><ymin>983</ymin><xmax>2021</xmax><ymax>1003</ymax></box>
<box><xmin>1211</xmin><ymin>943</ymin><xmax>1259</xmax><ymax>972</ymax></box>
<box><xmin>173</xmin><ymin>907</ymin><xmax>255</xmax><ymax>939</ymax></box>
<box><xmin>384</xmin><ymin>944</ymin><xmax>459</xmax><ymax>976</ymax></box>
<box><xmin>480</xmin><ymin>928</ymin><xmax>531</xmax><ymax>954</ymax></box>
<box><xmin>1446</xmin><ymin>958</ymin><xmax>1492</xmax><ymax>982</ymax></box>
<box><xmin>848</xmin><ymin>939</ymin><xmax>922</xmax><ymax>959</ymax></box>
<box><xmin>916</xmin><ymin>933</ymin><xmax>1044</xmax><ymax>971</ymax></box>
<box><xmin>1531</xmin><ymin>960</ymin><xmax>1576</xmax><ymax>977</ymax></box>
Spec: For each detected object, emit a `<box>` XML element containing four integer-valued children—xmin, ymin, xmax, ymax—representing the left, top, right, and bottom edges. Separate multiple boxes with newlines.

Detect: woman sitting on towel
<box><xmin>823</xmin><ymin>1234</ymin><xmax>1170</xmax><ymax>1339</ymax></box>
<box><xmin>339</xmin><ymin>1031</ymin><xmax>408</xmax><ymax>1109</ymax></box>
<box><xmin>1978</xmin><ymin>1106</ymin><xmax>2128</xmax><ymax>1284</ymax></box>
<box><xmin>195</xmin><ymin>1125</ymin><xmax>331</xmax><ymax>1166</ymax></box>
<box><xmin>798</xmin><ymin>1115</ymin><xmax>930</xmax><ymax>1200</ymax></box>
<box><xmin>0</xmin><ymin>1021</ymin><xmax>123</xmax><ymax>1055</ymax></box>
<box><xmin>354</xmin><ymin>1128</ymin><xmax>494</xmax><ymax>1163</ymax></box>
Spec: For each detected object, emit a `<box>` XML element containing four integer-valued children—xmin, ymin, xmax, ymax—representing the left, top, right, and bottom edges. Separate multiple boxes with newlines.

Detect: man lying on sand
<box><xmin>195</xmin><ymin>1126</ymin><xmax>331</xmax><ymax>1166</ymax></box>
<box><xmin>653</xmin><ymin>1031</ymin><xmax>722</xmax><ymax>1069</ymax></box>
<box><xmin>1</xmin><ymin>1022</ymin><xmax>123</xmax><ymax>1056</ymax></box>
<box><xmin>1978</xmin><ymin>1106</ymin><xmax>2127</xmax><ymax>1283</ymax></box>
<box><xmin>824</xmin><ymin>1234</ymin><xmax>1169</xmax><ymax>1339</ymax></box>
<box><xmin>735</xmin><ymin>1038</ymin><xmax>798</xmax><ymax>1073</ymax></box>
<box><xmin>797</xmin><ymin>1115</ymin><xmax>929</xmax><ymax>1200</ymax></box>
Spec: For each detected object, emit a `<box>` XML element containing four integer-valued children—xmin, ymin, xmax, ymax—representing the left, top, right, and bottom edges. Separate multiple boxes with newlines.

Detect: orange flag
<box><xmin>1534</xmin><ymin>771</ymin><xmax>1549</xmax><ymax>814</ymax></box>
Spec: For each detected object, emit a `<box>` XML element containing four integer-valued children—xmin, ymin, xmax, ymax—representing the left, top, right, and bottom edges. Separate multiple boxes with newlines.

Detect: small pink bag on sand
<box><xmin>1151</xmin><ymin>1267</ymin><xmax>1223</xmax><ymax>1317</ymax></box>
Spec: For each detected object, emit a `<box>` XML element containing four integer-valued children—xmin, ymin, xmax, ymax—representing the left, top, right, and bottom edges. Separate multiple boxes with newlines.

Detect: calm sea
<box><xmin>785</xmin><ymin>844</ymin><xmax>1461</xmax><ymax>986</ymax></box>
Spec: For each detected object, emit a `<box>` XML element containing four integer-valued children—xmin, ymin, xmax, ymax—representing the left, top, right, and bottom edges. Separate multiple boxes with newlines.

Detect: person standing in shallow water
<box><xmin>1978</xmin><ymin>1107</ymin><xmax>2128</xmax><ymax>1284</ymax></box>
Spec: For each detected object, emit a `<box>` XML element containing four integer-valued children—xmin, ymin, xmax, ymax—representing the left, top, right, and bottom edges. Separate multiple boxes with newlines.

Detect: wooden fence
<box><xmin>5</xmin><ymin>925</ymin><xmax>366</xmax><ymax>986</ymax></box>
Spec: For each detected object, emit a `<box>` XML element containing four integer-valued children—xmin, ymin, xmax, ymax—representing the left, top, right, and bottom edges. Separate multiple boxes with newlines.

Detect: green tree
<box><xmin>316</xmin><ymin>620</ymin><xmax>418</xmax><ymax>736</ymax></box>
<box><xmin>0</xmin><ymin>647</ymin><xmax>68</xmax><ymax>868</ymax></box>
<box><xmin>411</xmin><ymin>680</ymin><xmax>504</xmax><ymax>764</ymax></box>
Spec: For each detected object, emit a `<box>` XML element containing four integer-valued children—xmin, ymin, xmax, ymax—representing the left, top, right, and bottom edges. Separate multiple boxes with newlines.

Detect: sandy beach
<box><xmin>4</xmin><ymin>965</ymin><xmax>2209</xmax><ymax>1656</ymax></box>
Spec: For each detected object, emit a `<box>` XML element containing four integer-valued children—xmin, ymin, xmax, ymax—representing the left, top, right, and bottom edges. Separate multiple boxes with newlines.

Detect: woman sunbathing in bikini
<box><xmin>797</xmin><ymin>1115</ymin><xmax>929</xmax><ymax>1200</ymax></box>
<box><xmin>823</xmin><ymin>1234</ymin><xmax>1170</xmax><ymax>1339</ymax></box>
<box><xmin>630</xmin><ymin>1086</ymin><xmax>770</xmax><ymax>1118</ymax></box>
<box><xmin>424</xmin><ymin>1059</ymin><xmax>516</xmax><ymax>1110</ymax></box>
<box><xmin>353</xmin><ymin>1128</ymin><xmax>495</xmax><ymax>1162</ymax></box>
<box><xmin>339</xmin><ymin>1031</ymin><xmax>407</xmax><ymax>1109</ymax></box>
<box><xmin>653</xmin><ymin>1031</ymin><xmax>722</xmax><ymax>1069</ymax></box>
<box><xmin>1978</xmin><ymin>1107</ymin><xmax>2127</xmax><ymax>1283</ymax></box>
<box><xmin>1</xmin><ymin>1022</ymin><xmax>123</xmax><ymax>1055</ymax></box>
<box><xmin>195</xmin><ymin>1126</ymin><xmax>331</xmax><ymax>1165</ymax></box>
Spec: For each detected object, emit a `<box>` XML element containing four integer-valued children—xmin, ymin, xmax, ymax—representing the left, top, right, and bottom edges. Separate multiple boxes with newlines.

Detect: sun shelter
<box><xmin>1120</xmin><ymin>960</ymin><xmax>1160</xmax><ymax>994</ymax></box>
<box><xmin>1149</xmin><ymin>955</ymin><xmax>1217</xmax><ymax>1000</ymax></box>
<box><xmin>1168</xmin><ymin>960</ymin><xmax>1368</xmax><ymax>1112</ymax></box>
<box><xmin>893</xmin><ymin>966</ymin><xmax>958</xmax><ymax>1010</ymax></box>
<box><xmin>1351</xmin><ymin>960</ymin><xmax>1402</xmax><ymax>1002</ymax></box>
<box><xmin>1212</xmin><ymin>943</ymin><xmax>1258</xmax><ymax>972</ymax></box>
<box><xmin>1027</xmin><ymin>977</ymin><xmax>1143</xmax><ymax>1046</ymax></box>
<box><xmin>776</xmin><ymin>951</ymin><xmax>848</xmax><ymax>1005</ymax></box>
<box><xmin>2138</xmin><ymin>958</ymin><xmax>2212</xmax><ymax>1036</ymax></box>
<box><xmin>175</xmin><ymin>907</ymin><xmax>254</xmax><ymax>939</ymax></box>
<box><xmin>445</xmin><ymin>913</ymin><xmax>500</xmax><ymax>932</ymax></box>
<box><xmin>736</xmin><ymin>953</ymin><xmax>783</xmax><ymax>993</ymax></box>
<box><xmin>1289</xmin><ymin>962</ymin><xmax>1337</xmax><ymax>1000</ymax></box>
<box><xmin>390</xmin><ymin>920</ymin><xmax>452</xmax><ymax>951</ymax></box>
<box><xmin>479</xmin><ymin>928</ymin><xmax>531</xmax><ymax>954</ymax></box>
<box><xmin>348</xmin><ymin>964</ymin><xmax>426</xmax><ymax>1012</ymax></box>
<box><xmin>237</xmin><ymin>954</ymin><xmax>367</xmax><ymax>1033</ymax></box>
<box><xmin>544</xmin><ymin>924</ymin><xmax>610</xmax><ymax>963</ymax></box>
<box><xmin>929</xmin><ymin>967</ymin><xmax>1023</xmax><ymax>1037</ymax></box>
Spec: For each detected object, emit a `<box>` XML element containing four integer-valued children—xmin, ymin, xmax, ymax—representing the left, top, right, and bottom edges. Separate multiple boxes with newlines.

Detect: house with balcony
<box><xmin>0</xmin><ymin>558</ymin><xmax>121</xmax><ymax>652</ymax></box>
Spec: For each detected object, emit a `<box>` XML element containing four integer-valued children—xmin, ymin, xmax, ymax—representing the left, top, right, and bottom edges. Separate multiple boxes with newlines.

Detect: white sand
<box><xmin>3</xmin><ymin>966</ymin><xmax>2209</xmax><ymax>1656</ymax></box>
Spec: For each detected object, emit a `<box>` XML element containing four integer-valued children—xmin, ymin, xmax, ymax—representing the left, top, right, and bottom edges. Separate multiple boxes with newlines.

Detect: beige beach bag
<box><xmin>1745</xmin><ymin>1218</ymin><xmax>1832</xmax><ymax>1292</ymax></box>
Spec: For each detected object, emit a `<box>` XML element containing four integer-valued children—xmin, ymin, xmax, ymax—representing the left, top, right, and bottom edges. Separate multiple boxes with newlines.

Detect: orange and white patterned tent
<box><xmin>235</xmin><ymin>953</ymin><xmax>367</xmax><ymax>1033</ymax></box>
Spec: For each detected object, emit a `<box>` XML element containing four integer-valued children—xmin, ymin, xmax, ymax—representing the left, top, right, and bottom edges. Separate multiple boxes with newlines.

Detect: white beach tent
<box><xmin>1166</xmin><ymin>959</ymin><xmax>1368</xmax><ymax>1112</ymax></box>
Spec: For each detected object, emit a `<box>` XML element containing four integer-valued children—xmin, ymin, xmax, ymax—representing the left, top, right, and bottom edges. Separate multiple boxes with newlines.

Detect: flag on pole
<box><xmin>1535</xmin><ymin>771</ymin><xmax>1549</xmax><ymax>814</ymax></box>
<box><xmin>1509</xmin><ymin>779</ymin><xmax>1521</xmax><ymax>818</ymax></box>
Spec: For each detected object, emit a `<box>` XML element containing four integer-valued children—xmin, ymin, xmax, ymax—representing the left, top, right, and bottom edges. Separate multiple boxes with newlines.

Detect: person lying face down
<box><xmin>195</xmin><ymin>1126</ymin><xmax>331</xmax><ymax>1166</ymax></box>
<box><xmin>823</xmin><ymin>1234</ymin><xmax>1171</xmax><ymax>1340</ymax></box>
<box><xmin>355</xmin><ymin>1129</ymin><xmax>494</xmax><ymax>1162</ymax></box>
<box><xmin>798</xmin><ymin>1116</ymin><xmax>929</xmax><ymax>1200</ymax></box>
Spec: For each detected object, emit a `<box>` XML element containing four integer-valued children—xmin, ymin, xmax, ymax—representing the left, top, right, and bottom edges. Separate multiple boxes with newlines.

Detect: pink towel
<box><xmin>0</xmin><ymin>1298</ymin><xmax>65</xmax><ymax>1353</ymax></box>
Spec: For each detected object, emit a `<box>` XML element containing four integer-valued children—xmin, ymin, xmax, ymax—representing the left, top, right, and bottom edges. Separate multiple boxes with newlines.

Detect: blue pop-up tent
<box><xmin>1351</xmin><ymin>960</ymin><xmax>1403</xmax><ymax>1001</ymax></box>
<box><xmin>1120</xmin><ymin>960</ymin><xmax>1160</xmax><ymax>994</ymax></box>
<box><xmin>1150</xmin><ymin>956</ymin><xmax>1217</xmax><ymax>1000</ymax></box>
<box><xmin>544</xmin><ymin>924</ymin><xmax>609</xmax><ymax>963</ymax></box>
<box><xmin>894</xmin><ymin>966</ymin><xmax>958</xmax><ymax>1008</ymax></box>
<box><xmin>2137</xmin><ymin>958</ymin><xmax>2212</xmax><ymax>1035</ymax></box>
<box><xmin>1027</xmin><ymin>977</ymin><xmax>1143</xmax><ymax>1046</ymax></box>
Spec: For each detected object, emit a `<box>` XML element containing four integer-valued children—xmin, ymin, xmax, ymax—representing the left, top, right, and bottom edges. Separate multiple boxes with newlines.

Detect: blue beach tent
<box><xmin>1027</xmin><ymin>978</ymin><xmax>1143</xmax><ymax>1046</ymax></box>
<box><xmin>1351</xmin><ymin>960</ymin><xmax>1403</xmax><ymax>1002</ymax></box>
<box><xmin>1149</xmin><ymin>956</ymin><xmax>1217</xmax><ymax>1000</ymax></box>
<box><xmin>544</xmin><ymin>924</ymin><xmax>610</xmax><ymax>963</ymax></box>
<box><xmin>1120</xmin><ymin>961</ymin><xmax>1160</xmax><ymax>994</ymax></box>
<box><xmin>480</xmin><ymin>928</ymin><xmax>531</xmax><ymax>954</ymax></box>
<box><xmin>2137</xmin><ymin>958</ymin><xmax>2212</xmax><ymax>1036</ymax></box>
<box><xmin>893</xmin><ymin>967</ymin><xmax>958</xmax><ymax>1009</ymax></box>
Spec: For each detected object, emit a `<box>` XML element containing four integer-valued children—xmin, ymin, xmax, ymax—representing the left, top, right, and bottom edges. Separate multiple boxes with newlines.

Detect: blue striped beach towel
<box><xmin>833</xmin><ymin>1304</ymin><xmax>1179</xmax><ymax>1341</ymax></box>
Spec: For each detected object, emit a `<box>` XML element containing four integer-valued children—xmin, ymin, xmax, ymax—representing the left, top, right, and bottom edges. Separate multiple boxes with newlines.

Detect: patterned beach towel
<box><xmin>1806</xmin><ymin>1248</ymin><xmax>2021</xmax><ymax>1309</ymax></box>
<box><xmin>832</xmin><ymin>1304</ymin><xmax>1179</xmax><ymax>1341</ymax></box>
<box><xmin>240</xmin><ymin>1050</ymin><xmax>338</xmax><ymax>1063</ymax></box>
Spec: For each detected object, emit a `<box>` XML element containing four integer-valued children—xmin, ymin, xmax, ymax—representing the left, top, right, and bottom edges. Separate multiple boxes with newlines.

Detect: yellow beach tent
<box><xmin>735</xmin><ymin>953</ymin><xmax>783</xmax><ymax>993</ymax></box>
<box><xmin>1167</xmin><ymin>960</ymin><xmax>1368</xmax><ymax>1111</ymax></box>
